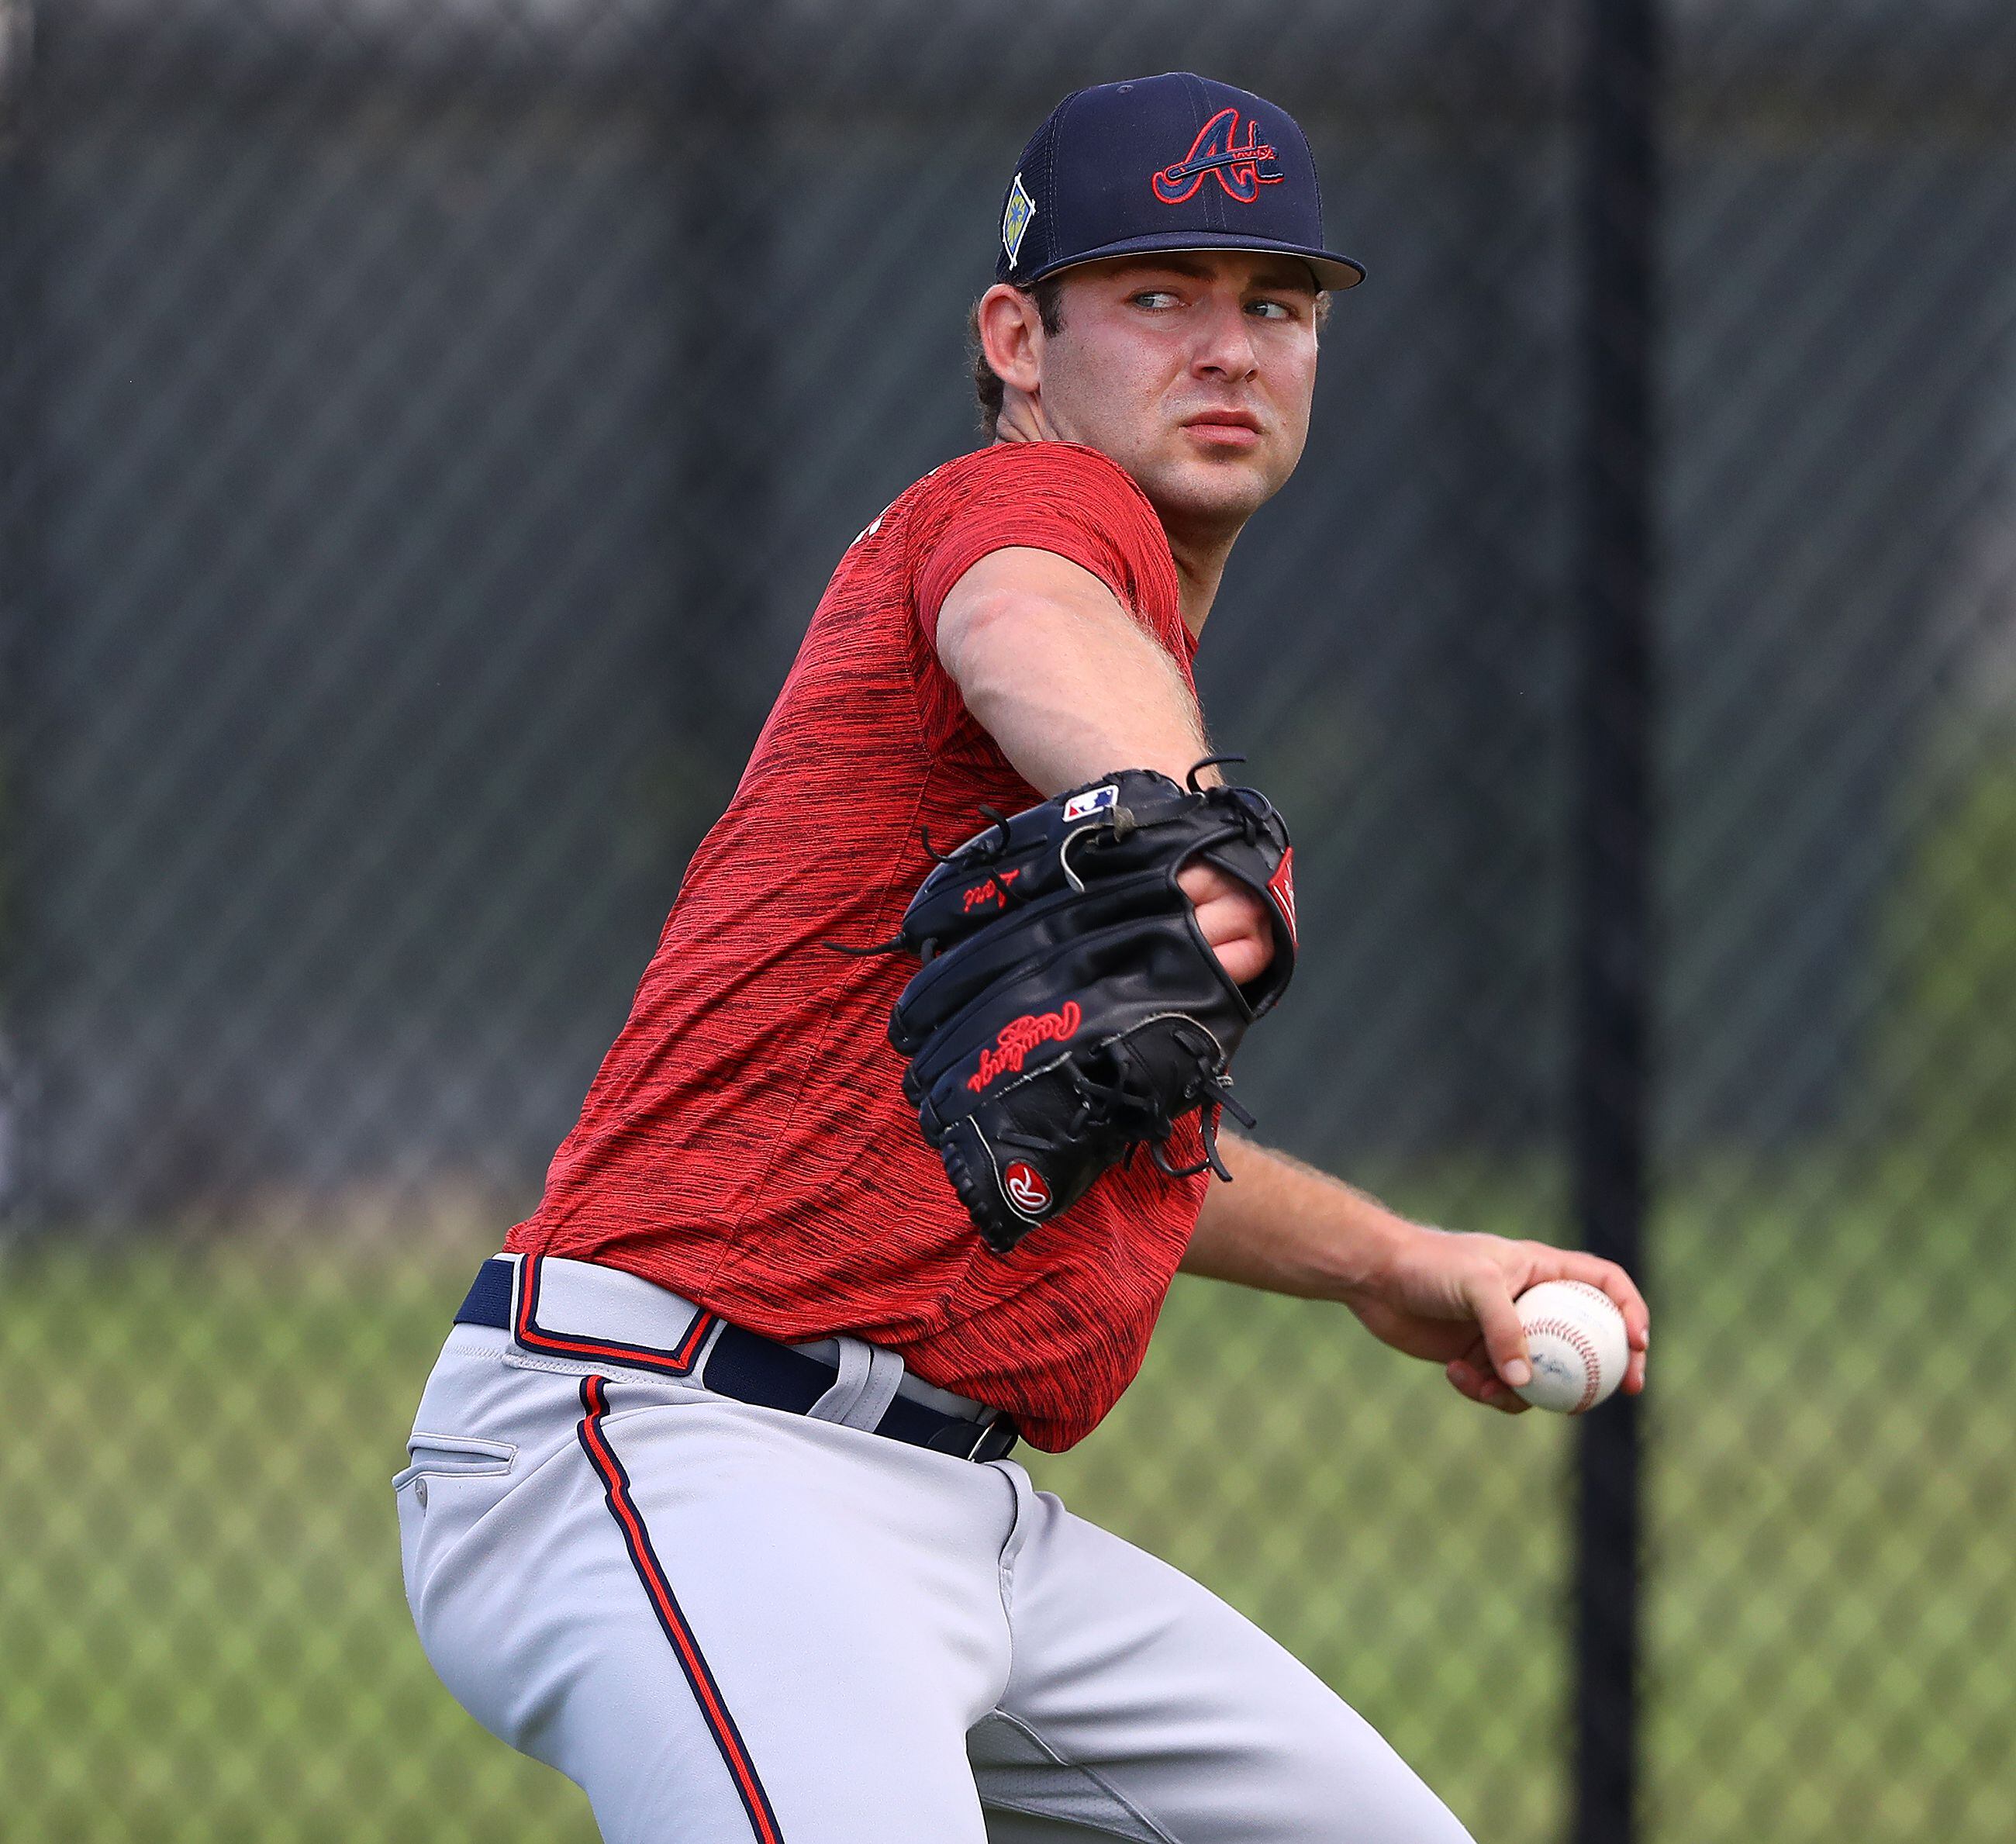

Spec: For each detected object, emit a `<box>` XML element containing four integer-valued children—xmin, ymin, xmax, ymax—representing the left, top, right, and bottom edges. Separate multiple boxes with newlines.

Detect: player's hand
<box><xmin>1177</xmin><ymin>862</ymin><xmax>1274</xmax><ymax>985</ymax></box>
<box><xmin>1342</xmin><ymin>1224</ymin><xmax>1650</xmax><ymax>1414</ymax></box>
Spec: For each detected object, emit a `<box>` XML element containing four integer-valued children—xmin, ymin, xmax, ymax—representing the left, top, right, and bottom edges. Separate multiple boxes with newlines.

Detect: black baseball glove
<box><xmin>878</xmin><ymin>763</ymin><xmax>1296</xmax><ymax>1255</ymax></box>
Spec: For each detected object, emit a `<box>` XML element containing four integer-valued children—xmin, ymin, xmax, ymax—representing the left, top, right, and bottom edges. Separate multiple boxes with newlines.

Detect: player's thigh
<box><xmin>979</xmin><ymin>1480</ymin><xmax>1475</xmax><ymax>1844</ymax></box>
<box><xmin>548</xmin><ymin>1587</ymin><xmax>992</xmax><ymax>1844</ymax></box>
<box><xmin>409</xmin><ymin>1386</ymin><xmax>1002</xmax><ymax>1844</ymax></box>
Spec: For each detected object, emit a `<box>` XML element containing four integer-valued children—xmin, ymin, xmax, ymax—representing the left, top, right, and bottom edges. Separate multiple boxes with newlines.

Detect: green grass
<box><xmin>0</xmin><ymin>1159</ymin><xmax>2010</xmax><ymax>1842</ymax></box>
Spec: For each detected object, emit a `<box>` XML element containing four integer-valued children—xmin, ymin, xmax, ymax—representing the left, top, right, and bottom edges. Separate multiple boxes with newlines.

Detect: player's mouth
<box><xmin>1179</xmin><ymin>409</ymin><xmax>1263</xmax><ymax>450</ymax></box>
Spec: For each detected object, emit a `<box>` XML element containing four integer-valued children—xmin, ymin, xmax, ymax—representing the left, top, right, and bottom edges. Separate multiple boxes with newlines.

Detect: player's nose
<box><xmin>1189</xmin><ymin>296</ymin><xmax>1261</xmax><ymax>382</ymax></box>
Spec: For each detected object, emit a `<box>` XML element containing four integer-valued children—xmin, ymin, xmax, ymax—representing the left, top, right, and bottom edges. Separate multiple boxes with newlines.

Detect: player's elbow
<box><xmin>934</xmin><ymin>583</ymin><xmax>1035</xmax><ymax>692</ymax></box>
<box><xmin>933</xmin><ymin>548</ymin><xmax>1129</xmax><ymax>694</ymax></box>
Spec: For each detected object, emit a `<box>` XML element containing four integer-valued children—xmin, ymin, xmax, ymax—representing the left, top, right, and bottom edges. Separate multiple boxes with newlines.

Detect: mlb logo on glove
<box><xmin>1062</xmin><ymin>784</ymin><xmax>1120</xmax><ymax>823</ymax></box>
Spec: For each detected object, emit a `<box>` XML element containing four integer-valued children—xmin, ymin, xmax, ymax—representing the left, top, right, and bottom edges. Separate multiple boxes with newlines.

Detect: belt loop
<box><xmin>686</xmin><ymin>1314</ymin><xmax>729</xmax><ymax>1384</ymax></box>
<box><xmin>809</xmin><ymin>1338</ymin><xmax>905</xmax><ymax>1431</ymax></box>
<box><xmin>854</xmin><ymin>1345</ymin><xmax>906</xmax><ymax>1430</ymax></box>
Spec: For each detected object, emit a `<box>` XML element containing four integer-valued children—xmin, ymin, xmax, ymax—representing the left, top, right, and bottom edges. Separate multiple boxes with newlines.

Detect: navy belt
<box><xmin>454</xmin><ymin>1258</ymin><xmax>1018</xmax><ymax>1464</ymax></box>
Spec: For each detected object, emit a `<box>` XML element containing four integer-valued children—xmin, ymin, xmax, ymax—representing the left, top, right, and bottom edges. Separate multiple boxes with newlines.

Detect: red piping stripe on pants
<box><xmin>575</xmin><ymin>1373</ymin><xmax>785</xmax><ymax>1844</ymax></box>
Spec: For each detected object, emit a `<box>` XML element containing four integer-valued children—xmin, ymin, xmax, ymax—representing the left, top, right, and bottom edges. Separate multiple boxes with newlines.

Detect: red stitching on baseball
<box><xmin>1522</xmin><ymin>1317</ymin><xmax>1603</xmax><ymax>1414</ymax></box>
<box><xmin>1558</xmin><ymin>1280</ymin><xmax>1617</xmax><ymax>1312</ymax></box>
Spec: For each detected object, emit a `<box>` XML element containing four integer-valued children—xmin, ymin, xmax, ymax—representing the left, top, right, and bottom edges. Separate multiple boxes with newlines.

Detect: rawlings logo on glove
<box><xmin>967</xmin><ymin>1003</ymin><xmax>1082</xmax><ymax>1092</ymax></box>
<box><xmin>865</xmin><ymin>762</ymin><xmax>1296</xmax><ymax>1255</ymax></box>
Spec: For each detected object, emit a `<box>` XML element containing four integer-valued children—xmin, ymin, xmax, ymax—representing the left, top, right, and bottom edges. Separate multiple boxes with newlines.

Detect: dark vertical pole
<box><xmin>1572</xmin><ymin>2</ymin><xmax>1660</xmax><ymax>1842</ymax></box>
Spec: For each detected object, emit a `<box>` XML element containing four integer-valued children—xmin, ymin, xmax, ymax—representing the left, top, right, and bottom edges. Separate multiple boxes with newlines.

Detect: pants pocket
<box><xmin>395</xmin><ymin>1431</ymin><xmax>520</xmax><ymax>1629</ymax></box>
<box><xmin>392</xmin><ymin>1431</ymin><xmax>516</xmax><ymax>1493</ymax></box>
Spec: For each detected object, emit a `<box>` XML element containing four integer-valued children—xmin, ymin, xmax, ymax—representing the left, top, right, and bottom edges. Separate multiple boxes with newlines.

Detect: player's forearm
<box><xmin>1181</xmin><ymin>1135</ymin><xmax>1416</xmax><ymax>1302</ymax></box>
<box><xmin>936</xmin><ymin>548</ymin><xmax>1210</xmax><ymax>796</ymax></box>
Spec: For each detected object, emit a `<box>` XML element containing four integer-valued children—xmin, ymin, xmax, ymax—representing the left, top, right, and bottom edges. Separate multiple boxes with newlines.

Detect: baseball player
<box><xmin>395</xmin><ymin>72</ymin><xmax>1650</xmax><ymax>1844</ymax></box>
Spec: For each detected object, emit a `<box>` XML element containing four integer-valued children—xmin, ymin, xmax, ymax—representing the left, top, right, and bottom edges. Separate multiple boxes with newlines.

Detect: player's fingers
<box><xmin>1538</xmin><ymin>1249</ymin><xmax>1652</xmax><ymax>1350</ymax></box>
<box><xmin>1187</xmin><ymin>890</ymin><xmax>1258</xmax><ymax>939</ymax></box>
<box><xmin>1460</xmin><ymin>1266</ymin><xmax>1533</xmax><ymax>1392</ymax></box>
<box><xmin>1458</xmin><ymin>1331</ymin><xmax>1531</xmax><ymax>1412</ymax></box>
<box><xmin>1179</xmin><ymin>866</ymin><xmax>1276</xmax><ymax>974</ymax></box>
<box><xmin>1623</xmin><ymin>1328</ymin><xmax>1648</xmax><ymax>1394</ymax></box>
<box><xmin>1445</xmin><ymin>1358</ymin><xmax>1530</xmax><ymax>1414</ymax></box>
<box><xmin>1184</xmin><ymin>886</ymin><xmax>1273</xmax><ymax>982</ymax></box>
<box><xmin>1175</xmin><ymin>862</ymin><xmax>1238</xmax><ymax>910</ymax></box>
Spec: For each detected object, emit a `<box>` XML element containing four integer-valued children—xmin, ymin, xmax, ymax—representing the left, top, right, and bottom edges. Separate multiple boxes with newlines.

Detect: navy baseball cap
<box><xmin>996</xmin><ymin>72</ymin><xmax>1365</xmax><ymax>292</ymax></box>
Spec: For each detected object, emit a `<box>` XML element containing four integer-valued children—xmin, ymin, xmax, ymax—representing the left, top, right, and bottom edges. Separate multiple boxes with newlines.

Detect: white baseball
<box><xmin>1511</xmin><ymin>1280</ymin><xmax>1628</xmax><ymax>1414</ymax></box>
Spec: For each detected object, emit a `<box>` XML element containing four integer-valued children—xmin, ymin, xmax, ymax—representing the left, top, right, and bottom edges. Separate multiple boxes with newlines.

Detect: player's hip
<box><xmin>392</xmin><ymin>1252</ymin><xmax>1022</xmax><ymax>1604</ymax></box>
<box><xmin>391</xmin><ymin>1259</ymin><xmax>1030</xmax><ymax>1764</ymax></box>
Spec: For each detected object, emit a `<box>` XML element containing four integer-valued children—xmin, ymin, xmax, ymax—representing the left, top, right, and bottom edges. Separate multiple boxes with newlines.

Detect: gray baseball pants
<box><xmin>395</xmin><ymin>1254</ymin><xmax>1476</xmax><ymax>1843</ymax></box>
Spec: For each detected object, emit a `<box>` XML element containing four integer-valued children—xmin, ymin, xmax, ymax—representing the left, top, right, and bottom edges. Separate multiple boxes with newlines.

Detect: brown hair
<box><xmin>968</xmin><ymin>275</ymin><xmax>1068</xmax><ymax>435</ymax></box>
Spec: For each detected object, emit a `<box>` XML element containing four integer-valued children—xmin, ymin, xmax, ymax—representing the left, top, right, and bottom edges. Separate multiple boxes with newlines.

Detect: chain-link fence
<box><xmin>0</xmin><ymin>2</ymin><xmax>2011</xmax><ymax>1839</ymax></box>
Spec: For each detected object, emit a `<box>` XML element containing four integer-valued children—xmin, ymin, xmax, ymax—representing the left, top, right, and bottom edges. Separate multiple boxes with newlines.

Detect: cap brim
<box><xmin>1025</xmin><ymin>230</ymin><xmax>1365</xmax><ymax>292</ymax></box>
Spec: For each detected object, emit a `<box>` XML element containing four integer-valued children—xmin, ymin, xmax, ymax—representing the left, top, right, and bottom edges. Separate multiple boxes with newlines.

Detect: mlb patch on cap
<box><xmin>995</xmin><ymin>71</ymin><xmax>1364</xmax><ymax>292</ymax></box>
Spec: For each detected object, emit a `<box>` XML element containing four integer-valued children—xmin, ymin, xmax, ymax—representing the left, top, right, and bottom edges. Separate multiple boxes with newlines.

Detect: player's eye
<box><xmin>1130</xmin><ymin>290</ymin><xmax>1182</xmax><ymax>310</ymax></box>
<box><xmin>1247</xmin><ymin>298</ymin><xmax>1297</xmax><ymax>321</ymax></box>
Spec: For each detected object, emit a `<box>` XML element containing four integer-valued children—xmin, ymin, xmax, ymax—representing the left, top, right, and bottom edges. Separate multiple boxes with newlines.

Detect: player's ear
<box><xmin>976</xmin><ymin>282</ymin><xmax>1045</xmax><ymax>401</ymax></box>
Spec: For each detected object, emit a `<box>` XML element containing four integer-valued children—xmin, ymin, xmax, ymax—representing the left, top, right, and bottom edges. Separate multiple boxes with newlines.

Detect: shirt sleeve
<box><xmin>914</xmin><ymin>444</ymin><xmax>1179</xmax><ymax>654</ymax></box>
<box><xmin>909</xmin><ymin>444</ymin><xmax>1186</xmax><ymax>760</ymax></box>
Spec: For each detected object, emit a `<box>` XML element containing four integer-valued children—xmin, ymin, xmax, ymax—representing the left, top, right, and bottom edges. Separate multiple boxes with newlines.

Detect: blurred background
<box><xmin>1</xmin><ymin>2</ymin><xmax>2011</xmax><ymax>1839</ymax></box>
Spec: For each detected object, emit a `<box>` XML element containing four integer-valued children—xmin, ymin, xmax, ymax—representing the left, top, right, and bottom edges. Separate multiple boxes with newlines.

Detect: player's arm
<box><xmin>936</xmin><ymin>546</ymin><xmax>1272</xmax><ymax>985</ymax></box>
<box><xmin>935</xmin><ymin>546</ymin><xmax>1210</xmax><ymax>793</ymax></box>
<box><xmin>1182</xmin><ymin>1134</ymin><xmax>1652</xmax><ymax>1411</ymax></box>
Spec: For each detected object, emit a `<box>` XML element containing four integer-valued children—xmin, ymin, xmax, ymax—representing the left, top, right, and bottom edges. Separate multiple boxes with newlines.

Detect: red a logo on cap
<box><xmin>1151</xmin><ymin>108</ymin><xmax>1285</xmax><ymax>206</ymax></box>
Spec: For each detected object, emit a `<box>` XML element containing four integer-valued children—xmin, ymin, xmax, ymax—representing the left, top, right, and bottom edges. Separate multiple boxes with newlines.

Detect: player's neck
<box><xmin>1163</xmin><ymin>532</ymin><xmax>1234</xmax><ymax>641</ymax></box>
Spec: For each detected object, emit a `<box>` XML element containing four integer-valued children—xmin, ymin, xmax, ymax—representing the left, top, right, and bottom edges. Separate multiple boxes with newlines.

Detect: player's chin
<box><xmin>1152</xmin><ymin>453</ymin><xmax>1279</xmax><ymax>528</ymax></box>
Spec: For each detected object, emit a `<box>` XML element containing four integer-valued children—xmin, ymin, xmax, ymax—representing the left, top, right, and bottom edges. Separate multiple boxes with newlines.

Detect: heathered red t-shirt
<box><xmin>508</xmin><ymin>440</ymin><xmax>1210</xmax><ymax>1451</ymax></box>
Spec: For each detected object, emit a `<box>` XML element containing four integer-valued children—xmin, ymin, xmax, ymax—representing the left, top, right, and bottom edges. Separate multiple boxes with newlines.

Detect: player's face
<box><xmin>1037</xmin><ymin>253</ymin><xmax>1321</xmax><ymax>544</ymax></box>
